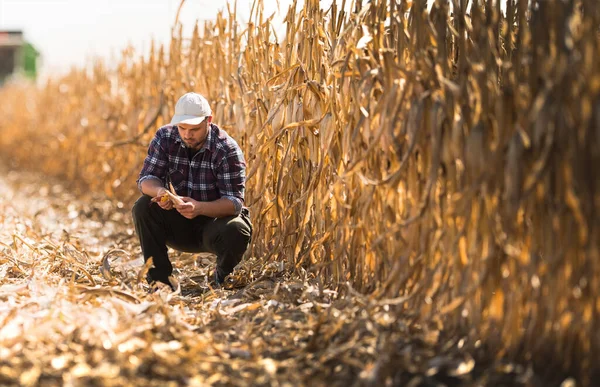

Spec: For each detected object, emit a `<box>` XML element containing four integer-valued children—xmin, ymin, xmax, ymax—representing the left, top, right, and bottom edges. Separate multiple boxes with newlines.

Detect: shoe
<box><xmin>146</xmin><ymin>273</ymin><xmax>175</xmax><ymax>292</ymax></box>
<box><xmin>212</xmin><ymin>270</ymin><xmax>225</xmax><ymax>288</ymax></box>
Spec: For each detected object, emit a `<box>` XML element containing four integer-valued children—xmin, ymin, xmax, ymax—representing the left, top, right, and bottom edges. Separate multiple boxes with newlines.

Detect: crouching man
<box><xmin>132</xmin><ymin>92</ymin><xmax>252</xmax><ymax>289</ymax></box>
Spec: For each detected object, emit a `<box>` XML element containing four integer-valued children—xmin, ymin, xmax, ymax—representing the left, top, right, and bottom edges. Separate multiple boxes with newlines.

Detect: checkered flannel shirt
<box><xmin>137</xmin><ymin>123</ymin><xmax>246</xmax><ymax>215</ymax></box>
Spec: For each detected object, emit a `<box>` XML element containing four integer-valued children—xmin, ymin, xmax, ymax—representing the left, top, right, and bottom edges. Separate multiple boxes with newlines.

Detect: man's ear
<box><xmin>206</xmin><ymin>116</ymin><xmax>213</xmax><ymax>124</ymax></box>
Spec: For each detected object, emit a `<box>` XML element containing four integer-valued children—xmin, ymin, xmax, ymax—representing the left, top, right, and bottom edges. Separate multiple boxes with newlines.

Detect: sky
<box><xmin>0</xmin><ymin>0</ymin><xmax>304</xmax><ymax>78</ymax></box>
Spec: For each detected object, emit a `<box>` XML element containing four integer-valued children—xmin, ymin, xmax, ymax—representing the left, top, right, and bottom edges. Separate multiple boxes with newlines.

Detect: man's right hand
<box><xmin>150</xmin><ymin>187</ymin><xmax>174</xmax><ymax>210</ymax></box>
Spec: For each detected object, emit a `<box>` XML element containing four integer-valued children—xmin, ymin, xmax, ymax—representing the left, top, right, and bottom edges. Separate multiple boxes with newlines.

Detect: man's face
<box><xmin>177</xmin><ymin>117</ymin><xmax>212</xmax><ymax>150</ymax></box>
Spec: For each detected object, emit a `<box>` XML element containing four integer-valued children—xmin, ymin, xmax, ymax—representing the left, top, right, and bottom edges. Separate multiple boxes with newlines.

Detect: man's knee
<box><xmin>221</xmin><ymin>217</ymin><xmax>252</xmax><ymax>248</ymax></box>
<box><xmin>132</xmin><ymin>195</ymin><xmax>153</xmax><ymax>221</ymax></box>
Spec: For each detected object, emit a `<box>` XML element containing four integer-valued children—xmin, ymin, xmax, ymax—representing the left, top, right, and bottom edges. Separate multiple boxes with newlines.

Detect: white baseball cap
<box><xmin>170</xmin><ymin>92</ymin><xmax>212</xmax><ymax>125</ymax></box>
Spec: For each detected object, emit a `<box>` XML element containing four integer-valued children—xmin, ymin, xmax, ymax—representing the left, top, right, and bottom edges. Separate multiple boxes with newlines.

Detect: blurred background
<box><xmin>0</xmin><ymin>0</ymin><xmax>293</xmax><ymax>82</ymax></box>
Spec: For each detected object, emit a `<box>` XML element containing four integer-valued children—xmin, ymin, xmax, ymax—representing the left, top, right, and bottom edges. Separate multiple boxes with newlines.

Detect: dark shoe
<box><xmin>212</xmin><ymin>270</ymin><xmax>225</xmax><ymax>288</ymax></box>
<box><xmin>146</xmin><ymin>273</ymin><xmax>175</xmax><ymax>292</ymax></box>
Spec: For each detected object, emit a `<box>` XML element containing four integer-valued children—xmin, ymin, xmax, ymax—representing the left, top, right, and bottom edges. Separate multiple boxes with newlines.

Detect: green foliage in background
<box><xmin>22</xmin><ymin>41</ymin><xmax>39</xmax><ymax>80</ymax></box>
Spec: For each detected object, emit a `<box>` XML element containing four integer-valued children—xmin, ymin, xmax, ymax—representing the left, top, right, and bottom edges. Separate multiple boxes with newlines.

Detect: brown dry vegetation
<box><xmin>0</xmin><ymin>0</ymin><xmax>599</xmax><ymax>384</ymax></box>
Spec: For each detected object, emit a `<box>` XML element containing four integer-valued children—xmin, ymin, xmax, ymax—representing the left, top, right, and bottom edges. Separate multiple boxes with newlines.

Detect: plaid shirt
<box><xmin>137</xmin><ymin>123</ymin><xmax>246</xmax><ymax>215</ymax></box>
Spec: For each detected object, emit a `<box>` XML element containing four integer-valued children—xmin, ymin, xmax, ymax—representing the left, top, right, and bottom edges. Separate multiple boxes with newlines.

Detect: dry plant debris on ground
<box><xmin>0</xmin><ymin>167</ymin><xmax>563</xmax><ymax>386</ymax></box>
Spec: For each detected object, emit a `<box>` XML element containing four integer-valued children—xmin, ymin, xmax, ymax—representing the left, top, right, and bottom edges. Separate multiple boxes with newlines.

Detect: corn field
<box><xmin>1</xmin><ymin>0</ymin><xmax>599</xmax><ymax>384</ymax></box>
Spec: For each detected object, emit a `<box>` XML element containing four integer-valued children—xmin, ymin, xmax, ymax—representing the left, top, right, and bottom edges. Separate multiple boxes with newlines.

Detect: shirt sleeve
<box><xmin>136</xmin><ymin>131</ymin><xmax>168</xmax><ymax>193</ymax></box>
<box><xmin>217</xmin><ymin>145</ymin><xmax>246</xmax><ymax>215</ymax></box>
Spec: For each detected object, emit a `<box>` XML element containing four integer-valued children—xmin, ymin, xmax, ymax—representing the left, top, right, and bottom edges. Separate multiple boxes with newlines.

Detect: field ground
<box><xmin>0</xmin><ymin>165</ymin><xmax>563</xmax><ymax>386</ymax></box>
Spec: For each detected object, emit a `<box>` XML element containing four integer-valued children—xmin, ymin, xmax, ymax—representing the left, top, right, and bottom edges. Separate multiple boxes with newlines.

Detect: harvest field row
<box><xmin>0</xmin><ymin>0</ymin><xmax>599</xmax><ymax>384</ymax></box>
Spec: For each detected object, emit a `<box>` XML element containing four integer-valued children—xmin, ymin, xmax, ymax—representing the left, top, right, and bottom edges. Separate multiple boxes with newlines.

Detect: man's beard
<box><xmin>184</xmin><ymin>139</ymin><xmax>202</xmax><ymax>150</ymax></box>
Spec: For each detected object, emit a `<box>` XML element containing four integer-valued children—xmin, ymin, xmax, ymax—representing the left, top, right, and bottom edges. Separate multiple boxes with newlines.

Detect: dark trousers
<box><xmin>132</xmin><ymin>195</ymin><xmax>253</xmax><ymax>284</ymax></box>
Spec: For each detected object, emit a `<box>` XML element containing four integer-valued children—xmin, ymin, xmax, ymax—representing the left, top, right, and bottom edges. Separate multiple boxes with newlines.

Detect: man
<box><xmin>132</xmin><ymin>92</ymin><xmax>252</xmax><ymax>289</ymax></box>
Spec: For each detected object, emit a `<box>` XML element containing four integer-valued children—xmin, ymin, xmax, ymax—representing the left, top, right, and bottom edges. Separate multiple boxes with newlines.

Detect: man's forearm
<box><xmin>140</xmin><ymin>178</ymin><xmax>165</xmax><ymax>198</ymax></box>
<box><xmin>196</xmin><ymin>198</ymin><xmax>236</xmax><ymax>218</ymax></box>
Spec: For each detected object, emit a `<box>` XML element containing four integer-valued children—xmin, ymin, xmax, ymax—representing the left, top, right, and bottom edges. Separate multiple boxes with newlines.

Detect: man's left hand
<box><xmin>174</xmin><ymin>197</ymin><xmax>201</xmax><ymax>219</ymax></box>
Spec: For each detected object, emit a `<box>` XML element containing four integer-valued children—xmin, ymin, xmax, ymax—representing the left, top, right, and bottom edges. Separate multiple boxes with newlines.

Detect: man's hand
<box><xmin>174</xmin><ymin>197</ymin><xmax>201</xmax><ymax>219</ymax></box>
<box><xmin>150</xmin><ymin>188</ymin><xmax>174</xmax><ymax>210</ymax></box>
